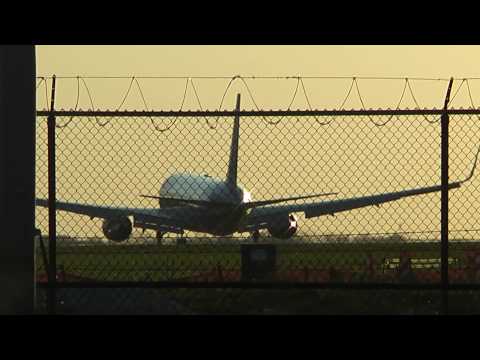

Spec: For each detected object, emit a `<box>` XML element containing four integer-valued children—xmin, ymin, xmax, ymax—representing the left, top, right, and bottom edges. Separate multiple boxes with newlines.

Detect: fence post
<box><xmin>441</xmin><ymin>77</ymin><xmax>454</xmax><ymax>315</ymax></box>
<box><xmin>47</xmin><ymin>75</ymin><xmax>57</xmax><ymax>314</ymax></box>
<box><xmin>0</xmin><ymin>46</ymin><xmax>36</xmax><ymax>314</ymax></box>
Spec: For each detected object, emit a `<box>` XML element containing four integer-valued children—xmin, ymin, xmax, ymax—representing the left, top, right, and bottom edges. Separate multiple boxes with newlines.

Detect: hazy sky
<box><xmin>37</xmin><ymin>45</ymin><xmax>480</xmax><ymax>78</ymax></box>
<box><xmin>35</xmin><ymin>46</ymin><xmax>480</xmax><ymax>238</ymax></box>
<box><xmin>36</xmin><ymin>46</ymin><xmax>480</xmax><ymax>110</ymax></box>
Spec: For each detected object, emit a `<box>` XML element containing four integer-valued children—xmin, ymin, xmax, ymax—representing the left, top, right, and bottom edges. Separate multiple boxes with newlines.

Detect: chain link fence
<box><xmin>34</xmin><ymin>103</ymin><xmax>480</xmax><ymax>314</ymax></box>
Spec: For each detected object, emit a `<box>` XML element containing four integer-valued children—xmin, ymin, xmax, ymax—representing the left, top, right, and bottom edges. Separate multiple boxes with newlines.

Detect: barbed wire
<box><xmin>117</xmin><ymin>77</ymin><xmax>135</xmax><ymax>110</ymax></box>
<box><xmin>50</xmin><ymin>77</ymin><xmax>108</xmax><ymax>127</ymax></box>
<box><xmin>464</xmin><ymin>79</ymin><xmax>480</xmax><ymax>122</ymax></box>
<box><xmin>354</xmin><ymin>78</ymin><xmax>409</xmax><ymax>126</ymax></box>
<box><xmin>37</xmin><ymin>76</ymin><xmax>480</xmax><ymax>131</ymax></box>
<box><xmin>238</xmin><ymin>76</ymin><xmax>303</xmax><ymax>125</ymax></box>
<box><xmin>55</xmin><ymin>77</ymin><xmax>79</xmax><ymax>129</ymax></box>
<box><xmin>449</xmin><ymin>79</ymin><xmax>466</xmax><ymax>106</ymax></box>
<box><xmin>134</xmin><ymin>77</ymin><xmax>186</xmax><ymax>132</ymax></box>
<box><xmin>52</xmin><ymin>77</ymin><xmax>202</xmax><ymax>131</ymax></box>
<box><xmin>405</xmin><ymin>80</ymin><xmax>443</xmax><ymax>124</ymax></box>
<box><xmin>56</xmin><ymin>77</ymin><xmax>134</xmax><ymax>128</ymax></box>
<box><xmin>189</xmin><ymin>78</ymin><xmax>215</xmax><ymax>129</ymax></box>
<box><xmin>196</xmin><ymin>75</ymin><xmax>301</xmax><ymax>126</ymax></box>
<box><xmin>81</xmin><ymin>77</ymin><xmax>112</xmax><ymax>127</ymax></box>
<box><xmin>306</xmin><ymin>78</ymin><xmax>356</xmax><ymax>126</ymax></box>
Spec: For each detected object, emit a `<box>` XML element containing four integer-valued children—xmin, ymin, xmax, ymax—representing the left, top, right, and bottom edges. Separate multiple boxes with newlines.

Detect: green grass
<box><xmin>36</xmin><ymin>236</ymin><xmax>480</xmax><ymax>282</ymax></box>
<box><xmin>35</xmin><ymin>237</ymin><xmax>480</xmax><ymax>314</ymax></box>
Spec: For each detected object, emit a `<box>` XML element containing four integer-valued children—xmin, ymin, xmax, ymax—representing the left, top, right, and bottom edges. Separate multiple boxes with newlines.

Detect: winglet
<box><xmin>226</xmin><ymin>94</ymin><xmax>241</xmax><ymax>189</ymax></box>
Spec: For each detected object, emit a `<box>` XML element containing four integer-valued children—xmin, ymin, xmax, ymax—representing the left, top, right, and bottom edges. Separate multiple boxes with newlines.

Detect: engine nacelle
<box><xmin>102</xmin><ymin>216</ymin><xmax>132</xmax><ymax>242</ymax></box>
<box><xmin>267</xmin><ymin>214</ymin><xmax>298</xmax><ymax>239</ymax></box>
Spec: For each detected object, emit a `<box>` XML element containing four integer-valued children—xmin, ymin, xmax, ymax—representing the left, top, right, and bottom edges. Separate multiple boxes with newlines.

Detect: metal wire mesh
<box><xmin>34</xmin><ymin>109</ymin><xmax>480</xmax><ymax>314</ymax></box>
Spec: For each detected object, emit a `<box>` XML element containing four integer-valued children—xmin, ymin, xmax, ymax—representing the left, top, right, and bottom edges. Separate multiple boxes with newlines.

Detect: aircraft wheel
<box><xmin>156</xmin><ymin>231</ymin><xmax>164</xmax><ymax>245</ymax></box>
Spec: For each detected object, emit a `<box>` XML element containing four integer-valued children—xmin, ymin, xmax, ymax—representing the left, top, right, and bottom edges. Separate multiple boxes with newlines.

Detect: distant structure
<box><xmin>0</xmin><ymin>46</ymin><xmax>36</xmax><ymax>314</ymax></box>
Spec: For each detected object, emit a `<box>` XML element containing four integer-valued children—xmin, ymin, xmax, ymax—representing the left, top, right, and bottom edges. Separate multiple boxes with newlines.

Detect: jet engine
<box><xmin>267</xmin><ymin>214</ymin><xmax>298</xmax><ymax>239</ymax></box>
<box><xmin>102</xmin><ymin>216</ymin><xmax>133</xmax><ymax>242</ymax></box>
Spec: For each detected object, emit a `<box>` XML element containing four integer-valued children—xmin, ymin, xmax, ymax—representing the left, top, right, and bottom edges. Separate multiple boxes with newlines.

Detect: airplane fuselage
<box><xmin>158</xmin><ymin>173</ymin><xmax>252</xmax><ymax>235</ymax></box>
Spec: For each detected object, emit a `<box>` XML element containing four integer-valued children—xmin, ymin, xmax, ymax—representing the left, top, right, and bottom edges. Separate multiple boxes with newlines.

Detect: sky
<box><xmin>36</xmin><ymin>46</ymin><xmax>480</xmax><ymax>110</ymax></box>
<box><xmin>37</xmin><ymin>45</ymin><xmax>480</xmax><ymax>79</ymax></box>
<box><xmin>34</xmin><ymin>46</ymin><xmax>480</xmax><ymax>238</ymax></box>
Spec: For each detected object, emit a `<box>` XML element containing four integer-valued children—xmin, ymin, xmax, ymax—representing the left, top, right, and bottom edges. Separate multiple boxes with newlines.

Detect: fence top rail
<box><xmin>36</xmin><ymin>76</ymin><xmax>458</xmax><ymax>80</ymax></box>
<box><xmin>36</xmin><ymin>108</ymin><xmax>480</xmax><ymax>117</ymax></box>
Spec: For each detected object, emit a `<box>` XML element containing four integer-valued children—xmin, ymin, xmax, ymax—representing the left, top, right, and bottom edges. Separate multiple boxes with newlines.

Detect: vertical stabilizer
<box><xmin>226</xmin><ymin>94</ymin><xmax>241</xmax><ymax>188</ymax></box>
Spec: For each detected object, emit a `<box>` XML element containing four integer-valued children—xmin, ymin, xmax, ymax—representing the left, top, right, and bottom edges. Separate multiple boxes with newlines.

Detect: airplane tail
<box><xmin>226</xmin><ymin>93</ymin><xmax>241</xmax><ymax>189</ymax></box>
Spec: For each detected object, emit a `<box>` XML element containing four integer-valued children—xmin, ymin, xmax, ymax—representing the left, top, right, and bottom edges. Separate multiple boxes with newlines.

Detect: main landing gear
<box><xmin>156</xmin><ymin>230</ymin><xmax>165</xmax><ymax>245</ymax></box>
<box><xmin>251</xmin><ymin>230</ymin><xmax>260</xmax><ymax>243</ymax></box>
<box><xmin>156</xmin><ymin>228</ymin><xmax>186</xmax><ymax>245</ymax></box>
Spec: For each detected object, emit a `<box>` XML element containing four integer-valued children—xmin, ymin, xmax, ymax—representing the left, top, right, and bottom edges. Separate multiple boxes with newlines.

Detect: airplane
<box><xmin>36</xmin><ymin>94</ymin><xmax>479</xmax><ymax>244</ymax></box>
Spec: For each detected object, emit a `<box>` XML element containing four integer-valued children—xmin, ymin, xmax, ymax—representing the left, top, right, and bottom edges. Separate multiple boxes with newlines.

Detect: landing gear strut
<box><xmin>156</xmin><ymin>230</ymin><xmax>164</xmax><ymax>245</ymax></box>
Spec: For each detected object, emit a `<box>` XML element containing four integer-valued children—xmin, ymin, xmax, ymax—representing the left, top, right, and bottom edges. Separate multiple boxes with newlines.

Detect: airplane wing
<box><xmin>35</xmin><ymin>198</ymin><xmax>204</xmax><ymax>230</ymax></box>
<box><xmin>245</xmin><ymin>181</ymin><xmax>462</xmax><ymax>228</ymax></box>
<box><xmin>246</xmin><ymin>145</ymin><xmax>480</xmax><ymax>228</ymax></box>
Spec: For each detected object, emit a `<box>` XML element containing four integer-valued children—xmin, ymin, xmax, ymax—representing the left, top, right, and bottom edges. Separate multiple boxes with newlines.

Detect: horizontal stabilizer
<box><xmin>140</xmin><ymin>195</ymin><xmax>235</xmax><ymax>208</ymax></box>
<box><xmin>141</xmin><ymin>192</ymin><xmax>337</xmax><ymax>210</ymax></box>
